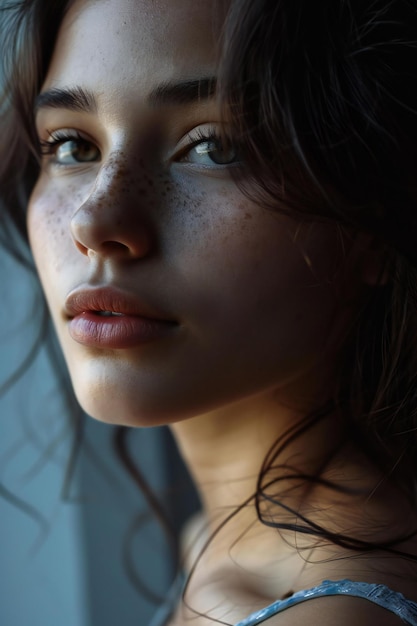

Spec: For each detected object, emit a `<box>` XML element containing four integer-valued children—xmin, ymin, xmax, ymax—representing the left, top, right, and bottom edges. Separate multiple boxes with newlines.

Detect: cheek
<box><xmin>170</xmin><ymin>184</ymin><xmax>347</xmax><ymax>355</ymax></box>
<box><xmin>28</xmin><ymin>180</ymin><xmax>77</xmax><ymax>281</ymax></box>
<box><xmin>164</xmin><ymin>180</ymin><xmax>257</xmax><ymax>258</ymax></box>
<box><xmin>168</xmin><ymin>183</ymin><xmax>300</xmax><ymax>296</ymax></box>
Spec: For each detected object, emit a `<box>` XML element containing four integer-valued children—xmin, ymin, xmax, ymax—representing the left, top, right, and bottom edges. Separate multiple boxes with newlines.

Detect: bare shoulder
<box><xmin>259</xmin><ymin>595</ymin><xmax>407</xmax><ymax>626</ymax></box>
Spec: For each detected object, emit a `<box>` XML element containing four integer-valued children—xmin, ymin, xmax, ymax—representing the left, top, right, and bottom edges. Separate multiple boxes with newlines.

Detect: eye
<box><xmin>40</xmin><ymin>130</ymin><xmax>100</xmax><ymax>166</ymax></box>
<box><xmin>177</xmin><ymin>126</ymin><xmax>240</xmax><ymax>167</ymax></box>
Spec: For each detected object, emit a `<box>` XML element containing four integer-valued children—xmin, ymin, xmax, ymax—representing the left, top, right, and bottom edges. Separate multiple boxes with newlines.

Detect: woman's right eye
<box><xmin>40</xmin><ymin>131</ymin><xmax>101</xmax><ymax>166</ymax></box>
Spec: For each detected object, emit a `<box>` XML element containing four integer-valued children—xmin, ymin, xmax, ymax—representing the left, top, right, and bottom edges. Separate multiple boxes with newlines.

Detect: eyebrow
<box><xmin>148</xmin><ymin>77</ymin><xmax>217</xmax><ymax>105</ymax></box>
<box><xmin>34</xmin><ymin>78</ymin><xmax>217</xmax><ymax>114</ymax></box>
<box><xmin>34</xmin><ymin>86</ymin><xmax>97</xmax><ymax>114</ymax></box>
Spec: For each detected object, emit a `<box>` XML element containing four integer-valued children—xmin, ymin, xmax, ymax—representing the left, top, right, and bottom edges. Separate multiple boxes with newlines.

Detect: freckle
<box><xmin>245</xmin><ymin>213</ymin><xmax>252</xmax><ymax>220</ymax></box>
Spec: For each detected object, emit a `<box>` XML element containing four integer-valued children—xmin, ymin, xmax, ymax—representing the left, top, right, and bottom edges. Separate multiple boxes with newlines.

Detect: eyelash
<box><xmin>38</xmin><ymin>126</ymin><xmax>238</xmax><ymax>168</ymax></box>
<box><xmin>38</xmin><ymin>129</ymin><xmax>101</xmax><ymax>169</ymax></box>
<box><xmin>183</xmin><ymin>127</ymin><xmax>221</xmax><ymax>152</ymax></box>
<box><xmin>39</xmin><ymin>129</ymin><xmax>85</xmax><ymax>156</ymax></box>
<box><xmin>176</xmin><ymin>126</ymin><xmax>238</xmax><ymax>165</ymax></box>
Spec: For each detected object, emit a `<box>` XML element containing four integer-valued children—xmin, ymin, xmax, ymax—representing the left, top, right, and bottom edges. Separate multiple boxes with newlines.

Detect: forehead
<box><xmin>44</xmin><ymin>0</ymin><xmax>226</xmax><ymax>93</ymax></box>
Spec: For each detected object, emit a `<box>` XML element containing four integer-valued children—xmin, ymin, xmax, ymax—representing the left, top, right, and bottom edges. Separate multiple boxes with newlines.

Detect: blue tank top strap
<box><xmin>234</xmin><ymin>579</ymin><xmax>417</xmax><ymax>626</ymax></box>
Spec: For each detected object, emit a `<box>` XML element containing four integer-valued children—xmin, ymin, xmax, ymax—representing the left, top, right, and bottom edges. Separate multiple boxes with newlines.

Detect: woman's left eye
<box><xmin>177</xmin><ymin>128</ymin><xmax>240</xmax><ymax>167</ymax></box>
<box><xmin>40</xmin><ymin>132</ymin><xmax>100</xmax><ymax>166</ymax></box>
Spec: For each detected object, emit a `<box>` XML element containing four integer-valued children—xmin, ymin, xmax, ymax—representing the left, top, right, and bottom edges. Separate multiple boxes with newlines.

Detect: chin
<box><xmin>68</xmin><ymin>361</ymin><xmax>201</xmax><ymax>428</ymax></box>
<box><xmin>72</xmin><ymin>379</ymin><xmax>176</xmax><ymax>427</ymax></box>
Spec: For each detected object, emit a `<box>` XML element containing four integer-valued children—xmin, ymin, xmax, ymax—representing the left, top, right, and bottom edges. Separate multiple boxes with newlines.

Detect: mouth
<box><xmin>93</xmin><ymin>311</ymin><xmax>125</xmax><ymax>317</ymax></box>
<box><xmin>64</xmin><ymin>287</ymin><xmax>178</xmax><ymax>349</ymax></box>
<box><xmin>65</xmin><ymin>286</ymin><xmax>174</xmax><ymax>320</ymax></box>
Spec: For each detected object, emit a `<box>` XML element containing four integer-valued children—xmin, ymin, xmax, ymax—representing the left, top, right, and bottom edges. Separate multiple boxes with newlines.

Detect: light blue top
<box><xmin>235</xmin><ymin>579</ymin><xmax>417</xmax><ymax>626</ymax></box>
<box><xmin>148</xmin><ymin>577</ymin><xmax>417</xmax><ymax>626</ymax></box>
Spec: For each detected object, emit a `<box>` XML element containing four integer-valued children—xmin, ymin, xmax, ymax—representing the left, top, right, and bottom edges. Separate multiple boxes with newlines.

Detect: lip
<box><xmin>64</xmin><ymin>287</ymin><xmax>178</xmax><ymax>349</ymax></box>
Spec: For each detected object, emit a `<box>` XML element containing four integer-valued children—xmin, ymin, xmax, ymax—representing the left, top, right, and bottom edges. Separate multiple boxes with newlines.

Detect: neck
<box><xmin>169</xmin><ymin>391</ymin><xmax>416</xmax><ymax>607</ymax></box>
<box><xmin>169</xmin><ymin>352</ymin><xmax>345</xmax><ymax>519</ymax></box>
<box><xmin>170</xmin><ymin>390</ymin><xmax>328</xmax><ymax>524</ymax></box>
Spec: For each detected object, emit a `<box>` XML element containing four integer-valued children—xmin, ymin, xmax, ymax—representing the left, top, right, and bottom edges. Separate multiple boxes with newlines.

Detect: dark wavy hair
<box><xmin>2</xmin><ymin>0</ymin><xmax>417</xmax><ymax>604</ymax></box>
<box><xmin>217</xmin><ymin>0</ymin><xmax>417</xmax><ymax>504</ymax></box>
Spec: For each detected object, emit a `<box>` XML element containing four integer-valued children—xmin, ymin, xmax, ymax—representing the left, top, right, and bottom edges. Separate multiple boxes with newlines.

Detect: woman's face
<box><xmin>28</xmin><ymin>0</ymin><xmax>362</xmax><ymax>426</ymax></box>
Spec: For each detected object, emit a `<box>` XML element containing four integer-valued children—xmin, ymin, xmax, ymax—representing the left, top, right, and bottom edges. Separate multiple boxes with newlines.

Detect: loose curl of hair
<box><xmin>2</xmin><ymin>0</ymin><xmax>417</xmax><ymax>608</ymax></box>
<box><xmin>218</xmin><ymin>0</ymin><xmax>417</xmax><ymax>502</ymax></box>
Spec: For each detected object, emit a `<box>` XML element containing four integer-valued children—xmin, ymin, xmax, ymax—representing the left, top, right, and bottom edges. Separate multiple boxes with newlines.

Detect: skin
<box><xmin>27</xmin><ymin>0</ymin><xmax>417</xmax><ymax>623</ymax></box>
<box><xmin>29</xmin><ymin>0</ymin><xmax>361</xmax><ymax>429</ymax></box>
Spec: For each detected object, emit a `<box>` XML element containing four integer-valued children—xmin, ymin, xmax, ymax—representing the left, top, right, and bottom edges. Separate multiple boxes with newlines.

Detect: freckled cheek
<box><xmin>162</xmin><ymin>181</ymin><xmax>243</xmax><ymax>247</ymax></box>
<box><xmin>169</xmin><ymin>185</ymin><xmax>329</xmax><ymax>322</ymax></box>
<box><xmin>169</xmin><ymin>185</ymin><xmax>268</xmax><ymax>268</ymax></box>
<box><xmin>178</xmin><ymin>187</ymin><xmax>333</xmax><ymax>292</ymax></box>
<box><xmin>27</xmin><ymin>184</ymin><xmax>81</xmax><ymax>276</ymax></box>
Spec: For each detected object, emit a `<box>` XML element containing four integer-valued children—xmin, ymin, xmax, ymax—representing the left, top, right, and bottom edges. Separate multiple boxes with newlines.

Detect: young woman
<box><xmin>2</xmin><ymin>0</ymin><xmax>417</xmax><ymax>624</ymax></box>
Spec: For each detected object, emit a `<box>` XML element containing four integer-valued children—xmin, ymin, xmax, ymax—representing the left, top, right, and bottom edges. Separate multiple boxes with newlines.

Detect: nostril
<box><xmin>70</xmin><ymin>186</ymin><xmax>155</xmax><ymax>259</ymax></box>
<box><xmin>71</xmin><ymin>224</ymin><xmax>153</xmax><ymax>259</ymax></box>
<box><xmin>99</xmin><ymin>240</ymin><xmax>131</xmax><ymax>254</ymax></box>
<box><xmin>73</xmin><ymin>238</ymin><xmax>89</xmax><ymax>256</ymax></box>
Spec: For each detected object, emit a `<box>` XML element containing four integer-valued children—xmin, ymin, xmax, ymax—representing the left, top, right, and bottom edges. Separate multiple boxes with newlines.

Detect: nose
<box><xmin>70</xmin><ymin>158</ymin><xmax>154</xmax><ymax>260</ymax></box>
